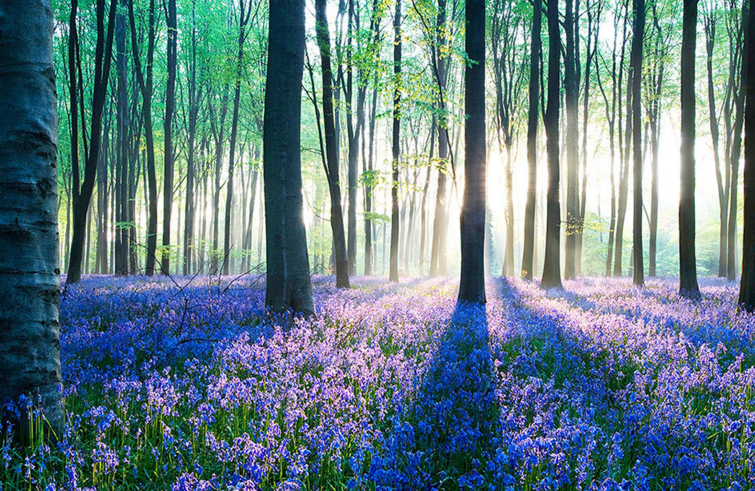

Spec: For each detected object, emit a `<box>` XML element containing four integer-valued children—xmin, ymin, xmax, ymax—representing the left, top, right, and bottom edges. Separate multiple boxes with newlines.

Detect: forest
<box><xmin>1</xmin><ymin>0</ymin><xmax>755</xmax><ymax>487</ymax></box>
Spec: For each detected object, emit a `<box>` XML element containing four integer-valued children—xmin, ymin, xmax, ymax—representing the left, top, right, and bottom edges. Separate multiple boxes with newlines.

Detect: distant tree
<box><xmin>161</xmin><ymin>0</ymin><xmax>177</xmax><ymax>274</ymax></box>
<box><xmin>740</xmin><ymin>0</ymin><xmax>755</xmax><ymax>311</ymax></box>
<box><xmin>679</xmin><ymin>0</ymin><xmax>701</xmax><ymax>299</ymax></box>
<box><xmin>521</xmin><ymin>0</ymin><xmax>541</xmax><ymax>281</ymax></box>
<box><xmin>458</xmin><ymin>0</ymin><xmax>486</xmax><ymax>303</ymax></box>
<box><xmin>263</xmin><ymin>0</ymin><xmax>315</xmax><ymax>315</ymax></box>
<box><xmin>66</xmin><ymin>0</ymin><xmax>118</xmax><ymax>284</ymax></box>
<box><xmin>631</xmin><ymin>0</ymin><xmax>645</xmax><ymax>287</ymax></box>
<box><xmin>389</xmin><ymin>0</ymin><xmax>402</xmax><ymax>283</ymax></box>
<box><xmin>541</xmin><ymin>0</ymin><xmax>563</xmax><ymax>290</ymax></box>
<box><xmin>0</xmin><ymin>0</ymin><xmax>64</xmax><ymax>437</ymax></box>
<box><xmin>314</xmin><ymin>0</ymin><xmax>350</xmax><ymax>288</ymax></box>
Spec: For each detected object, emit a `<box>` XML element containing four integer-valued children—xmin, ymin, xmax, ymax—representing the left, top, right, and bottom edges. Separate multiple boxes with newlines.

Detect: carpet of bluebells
<box><xmin>2</xmin><ymin>275</ymin><xmax>755</xmax><ymax>490</ymax></box>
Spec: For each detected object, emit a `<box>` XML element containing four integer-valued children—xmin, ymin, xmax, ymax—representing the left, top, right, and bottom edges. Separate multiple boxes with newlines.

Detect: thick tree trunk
<box><xmin>346</xmin><ymin>0</ymin><xmax>359</xmax><ymax>276</ymax></box>
<box><xmin>458</xmin><ymin>0</ymin><xmax>486</xmax><ymax>303</ymax></box>
<box><xmin>264</xmin><ymin>0</ymin><xmax>315</xmax><ymax>315</ymax></box>
<box><xmin>541</xmin><ymin>0</ymin><xmax>562</xmax><ymax>290</ymax></box>
<box><xmin>0</xmin><ymin>0</ymin><xmax>64</xmax><ymax>438</ymax></box>
<box><xmin>740</xmin><ymin>0</ymin><xmax>755</xmax><ymax>311</ymax></box>
<box><xmin>631</xmin><ymin>0</ymin><xmax>645</xmax><ymax>287</ymax></box>
<box><xmin>679</xmin><ymin>0</ymin><xmax>701</xmax><ymax>298</ymax></box>
<box><xmin>521</xmin><ymin>0</ymin><xmax>541</xmax><ymax>280</ymax></box>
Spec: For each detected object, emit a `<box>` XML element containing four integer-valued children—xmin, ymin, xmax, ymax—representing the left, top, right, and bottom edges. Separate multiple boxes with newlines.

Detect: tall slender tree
<box><xmin>541</xmin><ymin>0</ymin><xmax>563</xmax><ymax>290</ymax></box>
<box><xmin>389</xmin><ymin>0</ymin><xmax>402</xmax><ymax>283</ymax></box>
<box><xmin>314</xmin><ymin>0</ymin><xmax>350</xmax><ymax>288</ymax></box>
<box><xmin>679</xmin><ymin>0</ymin><xmax>701</xmax><ymax>298</ymax></box>
<box><xmin>521</xmin><ymin>0</ymin><xmax>541</xmax><ymax>280</ymax></box>
<box><xmin>631</xmin><ymin>0</ymin><xmax>644</xmax><ymax>286</ymax></box>
<box><xmin>161</xmin><ymin>0</ymin><xmax>177</xmax><ymax>274</ymax></box>
<box><xmin>0</xmin><ymin>0</ymin><xmax>64</xmax><ymax>437</ymax></box>
<box><xmin>66</xmin><ymin>0</ymin><xmax>118</xmax><ymax>284</ymax></box>
<box><xmin>264</xmin><ymin>0</ymin><xmax>315</xmax><ymax>315</ymax></box>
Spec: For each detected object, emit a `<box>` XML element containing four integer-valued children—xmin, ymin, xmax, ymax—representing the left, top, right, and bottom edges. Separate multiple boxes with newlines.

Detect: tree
<box><xmin>631</xmin><ymin>0</ymin><xmax>644</xmax><ymax>286</ymax></box>
<box><xmin>0</xmin><ymin>0</ymin><xmax>64</xmax><ymax>437</ymax></box>
<box><xmin>66</xmin><ymin>0</ymin><xmax>118</xmax><ymax>284</ymax></box>
<box><xmin>129</xmin><ymin>0</ymin><xmax>159</xmax><ymax>276</ymax></box>
<box><xmin>314</xmin><ymin>0</ymin><xmax>350</xmax><ymax>288</ymax></box>
<box><xmin>679</xmin><ymin>0</ymin><xmax>701</xmax><ymax>299</ymax></box>
<box><xmin>564</xmin><ymin>0</ymin><xmax>579</xmax><ymax>280</ymax></box>
<box><xmin>389</xmin><ymin>0</ymin><xmax>402</xmax><ymax>283</ymax></box>
<box><xmin>541</xmin><ymin>0</ymin><xmax>562</xmax><ymax>290</ymax></box>
<box><xmin>161</xmin><ymin>0</ymin><xmax>177</xmax><ymax>274</ymax></box>
<box><xmin>521</xmin><ymin>0</ymin><xmax>541</xmax><ymax>281</ymax></box>
<box><xmin>263</xmin><ymin>0</ymin><xmax>315</xmax><ymax>315</ymax></box>
<box><xmin>458</xmin><ymin>0</ymin><xmax>486</xmax><ymax>303</ymax></box>
<box><xmin>740</xmin><ymin>0</ymin><xmax>755</xmax><ymax>311</ymax></box>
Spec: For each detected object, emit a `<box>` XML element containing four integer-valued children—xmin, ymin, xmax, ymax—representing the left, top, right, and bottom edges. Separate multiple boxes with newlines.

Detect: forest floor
<box><xmin>2</xmin><ymin>275</ymin><xmax>754</xmax><ymax>490</ymax></box>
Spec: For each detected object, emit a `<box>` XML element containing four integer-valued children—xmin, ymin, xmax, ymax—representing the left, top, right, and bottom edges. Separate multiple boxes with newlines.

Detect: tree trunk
<box><xmin>740</xmin><ymin>0</ymin><xmax>755</xmax><ymax>311</ymax></box>
<box><xmin>728</xmin><ymin>4</ymin><xmax>748</xmax><ymax>281</ymax></box>
<box><xmin>631</xmin><ymin>0</ymin><xmax>645</xmax><ymax>287</ymax></box>
<box><xmin>679</xmin><ymin>0</ymin><xmax>701</xmax><ymax>298</ymax></box>
<box><xmin>184</xmin><ymin>0</ymin><xmax>199</xmax><ymax>276</ymax></box>
<box><xmin>541</xmin><ymin>0</ymin><xmax>563</xmax><ymax>290</ymax></box>
<box><xmin>264</xmin><ymin>0</ymin><xmax>315</xmax><ymax>315</ymax></box>
<box><xmin>389</xmin><ymin>0</ymin><xmax>402</xmax><ymax>283</ymax></box>
<box><xmin>314</xmin><ymin>0</ymin><xmax>350</xmax><ymax>288</ymax></box>
<box><xmin>67</xmin><ymin>0</ymin><xmax>118</xmax><ymax>284</ymax></box>
<box><xmin>521</xmin><ymin>0</ymin><xmax>541</xmax><ymax>280</ymax></box>
<box><xmin>0</xmin><ymin>0</ymin><xmax>64</xmax><ymax>438</ymax></box>
<box><xmin>564</xmin><ymin>0</ymin><xmax>579</xmax><ymax>280</ymax></box>
<box><xmin>115</xmin><ymin>0</ymin><xmax>129</xmax><ymax>276</ymax></box>
<box><xmin>128</xmin><ymin>0</ymin><xmax>158</xmax><ymax>277</ymax></box>
<box><xmin>458</xmin><ymin>0</ymin><xmax>486</xmax><ymax>303</ymax></box>
<box><xmin>161</xmin><ymin>0</ymin><xmax>177</xmax><ymax>274</ymax></box>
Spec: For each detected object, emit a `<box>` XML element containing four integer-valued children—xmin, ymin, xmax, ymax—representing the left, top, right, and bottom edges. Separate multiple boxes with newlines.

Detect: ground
<box><xmin>1</xmin><ymin>275</ymin><xmax>754</xmax><ymax>490</ymax></box>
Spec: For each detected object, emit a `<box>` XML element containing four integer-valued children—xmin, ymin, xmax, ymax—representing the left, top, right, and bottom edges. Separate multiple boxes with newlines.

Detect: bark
<box><xmin>346</xmin><ymin>0</ymin><xmax>359</xmax><ymax>275</ymax></box>
<box><xmin>631</xmin><ymin>0</ymin><xmax>645</xmax><ymax>287</ymax></box>
<box><xmin>705</xmin><ymin>8</ymin><xmax>728</xmax><ymax>277</ymax></box>
<box><xmin>115</xmin><ymin>0</ymin><xmax>129</xmax><ymax>276</ymax></box>
<box><xmin>679</xmin><ymin>0</ymin><xmax>701</xmax><ymax>298</ymax></box>
<box><xmin>67</xmin><ymin>0</ymin><xmax>118</xmax><ymax>284</ymax></box>
<box><xmin>564</xmin><ymin>0</ymin><xmax>579</xmax><ymax>279</ymax></box>
<box><xmin>541</xmin><ymin>0</ymin><xmax>562</xmax><ymax>290</ymax></box>
<box><xmin>389</xmin><ymin>0</ymin><xmax>402</xmax><ymax>283</ymax></box>
<box><xmin>224</xmin><ymin>0</ymin><xmax>253</xmax><ymax>275</ymax></box>
<box><xmin>0</xmin><ymin>0</ymin><xmax>64</xmax><ymax>438</ymax></box>
<box><xmin>521</xmin><ymin>0</ymin><xmax>541</xmax><ymax>280</ymax></box>
<box><xmin>161</xmin><ymin>0</ymin><xmax>177</xmax><ymax>274</ymax></box>
<box><xmin>128</xmin><ymin>0</ymin><xmax>158</xmax><ymax>277</ymax></box>
<box><xmin>740</xmin><ymin>0</ymin><xmax>755</xmax><ymax>311</ymax></box>
<box><xmin>184</xmin><ymin>0</ymin><xmax>200</xmax><ymax>276</ymax></box>
<box><xmin>429</xmin><ymin>0</ymin><xmax>450</xmax><ymax>277</ymax></box>
<box><xmin>264</xmin><ymin>0</ymin><xmax>315</xmax><ymax>315</ymax></box>
<box><xmin>728</xmin><ymin>4</ymin><xmax>748</xmax><ymax>281</ymax></box>
<box><xmin>458</xmin><ymin>0</ymin><xmax>486</xmax><ymax>303</ymax></box>
<box><xmin>314</xmin><ymin>0</ymin><xmax>350</xmax><ymax>288</ymax></box>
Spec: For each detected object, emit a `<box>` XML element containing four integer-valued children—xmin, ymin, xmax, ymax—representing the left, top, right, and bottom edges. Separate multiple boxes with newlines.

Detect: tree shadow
<box><xmin>367</xmin><ymin>297</ymin><xmax>497</xmax><ymax>489</ymax></box>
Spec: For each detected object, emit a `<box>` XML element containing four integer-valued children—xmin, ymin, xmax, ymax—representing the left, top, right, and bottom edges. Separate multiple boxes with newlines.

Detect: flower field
<box><xmin>2</xmin><ymin>275</ymin><xmax>755</xmax><ymax>490</ymax></box>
